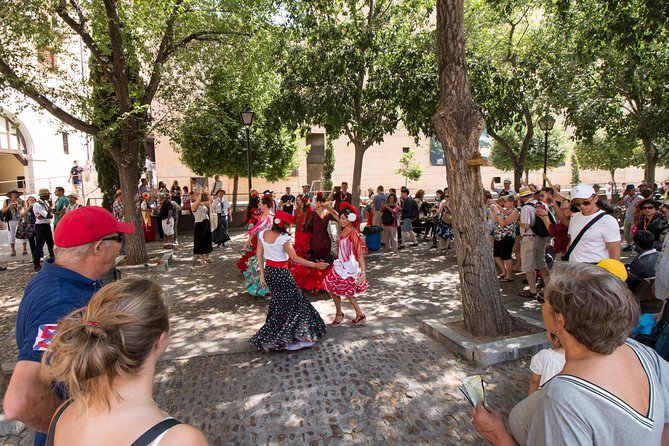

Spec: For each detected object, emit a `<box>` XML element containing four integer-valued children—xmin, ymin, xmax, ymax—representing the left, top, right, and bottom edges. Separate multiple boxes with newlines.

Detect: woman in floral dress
<box><xmin>241</xmin><ymin>195</ymin><xmax>274</xmax><ymax>296</ymax></box>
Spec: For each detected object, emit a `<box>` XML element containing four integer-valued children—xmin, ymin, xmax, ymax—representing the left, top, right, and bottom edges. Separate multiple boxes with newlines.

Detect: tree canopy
<box><xmin>573</xmin><ymin>132</ymin><xmax>644</xmax><ymax>183</ymax></box>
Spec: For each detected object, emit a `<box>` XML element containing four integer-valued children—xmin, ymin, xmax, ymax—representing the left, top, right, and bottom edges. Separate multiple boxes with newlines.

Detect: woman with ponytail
<box><xmin>43</xmin><ymin>278</ymin><xmax>207</xmax><ymax>446</ymax></box>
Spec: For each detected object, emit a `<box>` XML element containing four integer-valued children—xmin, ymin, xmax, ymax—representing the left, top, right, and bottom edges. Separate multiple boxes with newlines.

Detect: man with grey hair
<box><xmin>3</xmin><ymin>206</ymin><xmax>134</xmax><ymax>446</ymax></box>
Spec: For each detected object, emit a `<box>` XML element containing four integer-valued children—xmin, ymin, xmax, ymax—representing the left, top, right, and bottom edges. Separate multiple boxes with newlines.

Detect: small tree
<box><xmin>322</xmin><ymin>139</ymin><xmax>336</xmax><ymax>192</ymax></box>
<box><xmin>571</xmin><ymin>153</ymin><xmax>581</xmax><ymax>186</ymax></box>
<box><xmin>395</xmin><ymin>151</ymin><xmax>423</xmax><ymax>187</ymax></box>
<box><xmin>574</xmin><ymin>132</ymin><xmax>643</xmax><ymax>187</ymax></box>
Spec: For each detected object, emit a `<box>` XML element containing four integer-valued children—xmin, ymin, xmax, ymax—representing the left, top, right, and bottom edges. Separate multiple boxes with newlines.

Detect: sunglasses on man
<box><xmin>641</xmin><ymin>206</ymin><xmax>656</xmax><ymax>210</ymax></box>
<box><xmin>101</xmin><ymin>233</ymin><xmax>124</xmax><ymax>243</ymax></box>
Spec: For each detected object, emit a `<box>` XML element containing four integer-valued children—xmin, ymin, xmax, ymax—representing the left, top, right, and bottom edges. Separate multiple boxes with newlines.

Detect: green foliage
<box><xmin>271</xmin><ymin>0</ymin><xmax>434</xmax><ymax>202</ymax></box>
<box><xmin>395</xmin><ymin>151</ymin><xmax>423</xmax><ymax>183</ymax></box>
<box><xmin>490</xmin><ymin>127</ymin><xmax>567</xmax><ymax>173</ymax></box>
<box><xmin>573</xmin><ymin>133</ymin><xmax>643</xmax><ymax>180</ymax></box>
<box><xmin>570</xmin><ymin>153</ymin><xmax>580</xmax><ymax>186</ymax></box>
<box><xmin>322</xmin><ymin>139</ymin><xmax>335</xmax><ymax>192</ymax></box>
<box><xmin>541</xmin><ymin>0</ymin><xmax>669</xmax><ymax>183</ymax></box>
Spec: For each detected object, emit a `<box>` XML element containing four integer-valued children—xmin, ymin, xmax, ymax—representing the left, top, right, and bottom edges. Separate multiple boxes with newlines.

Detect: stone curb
<box><xmin>420</xmin><ymin>313</ymin><xmax>549</xmax><ymax>366</ymax></box>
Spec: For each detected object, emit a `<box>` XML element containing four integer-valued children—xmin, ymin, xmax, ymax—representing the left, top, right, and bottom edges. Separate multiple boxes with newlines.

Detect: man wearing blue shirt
<box><xmin>3</xmin><ymin>206</ymin><xmax>134</xmax><ymax>446</ymax></box>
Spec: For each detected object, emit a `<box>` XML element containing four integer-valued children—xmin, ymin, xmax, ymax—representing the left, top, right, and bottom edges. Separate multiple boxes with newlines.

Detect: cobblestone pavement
<box><xmin>1</xmin><ymin>228</ymin><xmax>542</xmax><ymax>445</ymax></box>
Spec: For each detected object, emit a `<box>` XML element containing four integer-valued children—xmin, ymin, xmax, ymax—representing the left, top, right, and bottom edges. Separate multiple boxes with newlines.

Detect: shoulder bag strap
<box><xmin>130</xmin><ymin>418</ymin><xmax>182</xmax><ymax>446</ymax></box>
<box><xmin>46</xmin><ymin>400</ymin><xmax>75</xmax><ymax>446</ymax></box>
<box><xmin>564</xmin><ymin>212</ymin><xmax>607</xmax><ymax>260</ymax></box>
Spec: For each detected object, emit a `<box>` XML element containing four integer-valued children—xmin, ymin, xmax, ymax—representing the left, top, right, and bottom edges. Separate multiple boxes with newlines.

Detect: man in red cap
<box><xmin>3</xmin><ymin>206</ymin><xmax>135</xmax><ymax>446</ymax></box>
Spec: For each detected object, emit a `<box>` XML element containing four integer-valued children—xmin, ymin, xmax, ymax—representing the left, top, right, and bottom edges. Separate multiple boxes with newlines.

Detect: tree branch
<box><xmin>487</xmin><ymin>126</ymin><xmax>518</xmax><ymax>165</ymax></box>
<box><xmin>102</xmin><ymin>0</ymin><xmax>132</xmax><ymax>111</ymax></box>
<box><xmin>0</xmin><ymin>58</ymin><xmax>99</xmax><ymax>135</ymax></box>
<box><xmin>55</xmin><ymin>0</ymin><xmax>116</xmax><ymax>85</ymax></box>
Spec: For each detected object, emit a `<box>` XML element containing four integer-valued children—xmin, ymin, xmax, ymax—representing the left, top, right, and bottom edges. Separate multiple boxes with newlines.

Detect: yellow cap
<box><xmin>596</xmin><ymin>258</ymin><xmax>628</xmax><ymax>282</ymax></box>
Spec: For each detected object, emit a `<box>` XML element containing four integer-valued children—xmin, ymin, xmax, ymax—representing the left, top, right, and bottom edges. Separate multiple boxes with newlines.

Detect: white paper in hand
<box><xmin>459</xmin><ymin>375</ymin><xmax>486</xmax><ymax>407</ymax></box>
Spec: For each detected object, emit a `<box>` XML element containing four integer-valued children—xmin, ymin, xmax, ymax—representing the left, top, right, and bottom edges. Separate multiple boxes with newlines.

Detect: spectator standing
<box><xmin>157</xmin><ymin>192</ymin><xmax>174</xmax><ymax>248</ymax></box>
<box><xmin>43</xmin><ymin>278</ymin><xmax>208</xmax><ymax>445</ymax></box>
<box><xmin>490</xmin><ymin>177</ymin><xmax>516</xmax><ymax>197</ymax></box>
<box><xmin>212</xmin><ymin>189</ymin><xmax>231</xmax><ymax>247</ymax></box>
<box><xmin>491</xmin><ymin>195</ymin><xmax>519</xmax><ymax>282</ymax></box>
<box><xmin>211</xmin><ymin>175</ymin><xmax>223</xmax><ymax>195</ymax></box>
<box><xmin>169</xmin><ymin>192</ymin><xmax>181</xmax><ymax>246</ymax></box>
<box><xmin>536</xmin><ymin>198</ymin><xmax>573</xmax><ymax>256</ymax></box>
<box><xmin>371</xmin><ymin>186</ymin><xmax>388</xmax><ymax>226</ymax></box>
<box><xmin>170</xmin><ymin>180</ymin><xmax>181</xmax><ymax>205</ymax></box>
<box><xmin>143</xmin><ymin>155</ymin><xmax>155</xmax><ymax>188</ymax></box>
<box><xmin>518</xmin><ymin>187</ymin><xmax>550</xmax><ymax>299</ymax></box>
<box><xmin>380</xmin><ymin>193</ymin><xmax>400</xmax><ymax>256</ymax></box>
<box><xmin>435</xmin><ymin>194</ymin><xmax>455</xmax><ymax>254</ymax></box>
<box><xmin>635</xmin><ymin>199</ymin><xmax>668</xmax><ymax>250</ymax></box>
<box><xmin>33</xmin><ymin>189</ymin><xmax>55</xmax><ymax>272</ymax></box>
<box><xmin>64</xmin><ymin>193</ymin><xmax>80</xmax><ymax>214</ymax></box>
<box><xmin>626</xmin><ymin>230</ymin><xmax>659</xmax><ymax>291</ymax></box>
<box><xmin>3</xmin><ymin>206</ymin><xmax>134</xmax><ymax>446</ymax></box>
<box><xmin>138</xmin><ymin>178</ymin><xmax>150</xmax><ymax>195</ymax></box>
<box><xmin>622</xmin><ymin>184</ymin><xmax>642</xmax><ymax>250</ymax></box>
<box><xmin>280</xmin><ymin>186</ymin><xmax>296</xmax><ymax>214</ymax></box>
<box><xmin>181</xmin><ymin>185</ymin><xmax>191</xmax><ymax>212</ymax></box>
<box><xmin>112</xmin><ymin>190</ymin><xmax>124</xmax><ymax>221</ymax></box>
<box><xmin>68</xmin><ymin>160</ymin><xmax>84</xmax><ymax>196</ymax></box>
<box><xmin>16</xmin><ymin>196</ymin><xmax>36</xmax><ymax>259</ymax></box>
<box><xmin>567</xmin><ymin>184</ymin><xmax>621</xmax><ymax>263</ymax></box>
<box><xmin>399</xmin><ymin>187</ymin><xmax>419</xmax><ymax>248</ymax></box>
<box><xmin>191</xmin><ymin>186</ymin><xmax>213</xmax><ymax>264</ymax></box>
<box><xmin>52</xmin><ymin>187</ymin><xmax>68</xmax><ymax>231</ymax></box>
<box><xmin>2</xmin><ymin>188</ymin><xmax>27</xmax><ymax>256</ymax></box>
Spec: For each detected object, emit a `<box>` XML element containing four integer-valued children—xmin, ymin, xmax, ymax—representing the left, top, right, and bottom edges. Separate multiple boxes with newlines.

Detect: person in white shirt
<box><xmin>32</xmin><ymin>189</ymin><xmax>55</xmax><ymax>271</ymax></box>
<box><xmin>211</xmin><ymin>175</ymin><xmax>223</xmax><ymax>196</ymax></box>
<box><xmin>528</xmin><ymin>332</ymin><xmax>565</xmax><ymax>394</ymax></box>
<box><xmin>567</xmin><ymin>184</ymin><xmax>621</xmax><ymax>263</ymax></box>
<box><xmin>490</xmin><ymin>178</ymin><xmax>517</xmax><ymax>197</ymax></box>
<box><xmin>143</xmin><ymin>156</ymin><xmax>155</xmax><ymax>188</ymax></box>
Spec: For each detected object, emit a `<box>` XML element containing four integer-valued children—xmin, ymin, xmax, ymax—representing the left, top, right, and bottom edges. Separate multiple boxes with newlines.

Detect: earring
<box><xmin>555</xmin><ymin>330</ymin><xmax>561</xmax><ymax>335</ymax></box>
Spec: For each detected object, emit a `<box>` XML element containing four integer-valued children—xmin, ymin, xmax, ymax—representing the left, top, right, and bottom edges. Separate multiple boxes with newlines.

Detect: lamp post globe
<box><xmin>538</xmin><ymin>114</ymin><xmax>555</xmax><ymax>187</ymax></box>
<box><xmin>240</xmin><ymin>104</ymin><xmax>255</xmax><ymax>194</ymax></box>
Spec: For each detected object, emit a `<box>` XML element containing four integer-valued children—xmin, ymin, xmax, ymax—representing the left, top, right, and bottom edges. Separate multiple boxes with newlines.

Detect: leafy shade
<box><xmin>322</xmin><ymin>139</ymin><xmax>335</xmax><ymax>192</ymax></box>
<box><xmin>490</xmin><ymin>127</ymin><xmax>567</xmax><ymax>177</ymax></box>
<box><xmin>176</xmin><ymin>99</ymin><xmax>299</xmax><ymax>184</ymax></box>
<box><xmin>574</xmin><ymin>133</ymin><xmax>643</xmax><ymax>181</ymax></box>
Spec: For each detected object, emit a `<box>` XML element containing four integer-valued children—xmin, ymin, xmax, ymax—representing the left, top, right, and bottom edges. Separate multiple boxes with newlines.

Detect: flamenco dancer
<box><xmin>241</xmin><ymin>195</ymin><xmax>275</xmax><ymax>297</ymax></box>
<box><xmin>140</xmin><ymin>192</ymin><xmax>155</xmax><ymax>242</ymax></box>
<box><xmin>311</xmin><ymin>192</ymin><xmax>333</xmax><ymax>261</ymax></box>
<box><xmin>236</xmin><ymin>194</ymin><xmax>261</xmax><ymax>272</ymax></box>
<box><xmin>250</xmin><ymin>210</ymin><xmax>329</xmax><ymax>352</ymax></box>
<box><xmin>323</xmin><ymin>202</ymin><xmax>368</xmax><ymax>326</ymax></box>
<box><xmin>291</xmin><ymin>195</ymin><xmax>329</xmax><ymax>292</ymax></box>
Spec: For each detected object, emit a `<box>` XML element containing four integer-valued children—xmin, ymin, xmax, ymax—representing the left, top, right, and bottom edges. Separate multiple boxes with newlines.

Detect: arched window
<box><xmin>0</xmin><ymin>116</ymin><xmax>28</xmax><ymax>155</ymax></box>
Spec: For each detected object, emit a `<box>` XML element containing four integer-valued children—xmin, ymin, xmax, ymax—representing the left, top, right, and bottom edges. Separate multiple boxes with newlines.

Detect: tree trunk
<box><xmin>232</xmin><ymin>174</ymin><xmax>239</xmax><ymax>212</ymax></box>
<box><xmin>116</xmin><ymin>118</ymin><xmax>149</xmax><ymax>264</ymax></box>
<box><xmin>524</xmin><ymin>169</ymin><xmax>529</xmax><ymax>184</ymax></box>
<box><xmin>350</xmin><ymin>142</ymin><xmax>366</xmax><ymax>207</ymax></box>
<box><xmin>433</xmin><ymin>0</ymin><xmax>514</xmax><ymax>336</ymax></box>
<box><xmin>513</xmin><ymin>164</ymin><xmax>523</xmax><ymax>192</ymax></box>
<box><xmin>642</xmin><ymin>137</ymin><xmax>657</xmax><ymax>187</ymax></box>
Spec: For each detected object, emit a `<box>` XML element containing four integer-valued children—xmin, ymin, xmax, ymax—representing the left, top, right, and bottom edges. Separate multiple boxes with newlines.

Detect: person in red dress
<box><xmin>291</xmin><ymin>194</ymin><xmax>329</xmax><ymax>292</ymax></box>
<box><xmin>323</xmin><ymin>202</ymin><xmax>368</xmax><ymax>326</ymax></box>
<box><xmin>310</xmin><ymin>192</ymin><xmax>333</xmax><ymax>261</ymax></box>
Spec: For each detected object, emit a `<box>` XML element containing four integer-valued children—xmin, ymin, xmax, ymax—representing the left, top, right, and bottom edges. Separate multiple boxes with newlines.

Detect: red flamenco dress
<box><xmin>323</xmin><ymin>229</ymin><xmax>368</xmax><ymax>297</ymax></box>
<box><xmin>291</xmin><ymin>207</ymin><xmax>329</xmax><ymax>292</ymax></box>
<box><xmin>237</xmin><ymin>209</ymin><xmax>263</xmax><ymax>272</ymax></box>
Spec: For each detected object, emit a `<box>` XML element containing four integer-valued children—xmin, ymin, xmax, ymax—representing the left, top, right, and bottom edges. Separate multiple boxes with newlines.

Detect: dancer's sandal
<box><xmin>351</xmin><ymin>314</ymin><xmax>367</xmax><ymax>325</ymax></box>
<box><xmin>331</xmin><ymin>313</ymin><xmax>345</xmax><ymax>327</ymax></box>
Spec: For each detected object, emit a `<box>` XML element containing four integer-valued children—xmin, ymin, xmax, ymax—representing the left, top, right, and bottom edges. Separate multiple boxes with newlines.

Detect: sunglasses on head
<box><xmin>101</xmin><ymin>233</ymin><xmax>124</xmax><ymax>243</ymax></box>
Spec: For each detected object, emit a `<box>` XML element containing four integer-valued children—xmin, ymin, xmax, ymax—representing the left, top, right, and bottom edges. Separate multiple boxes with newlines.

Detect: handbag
<box><xmin>15</xmin><ymin>217</ymin><xmax>34</xmax><ymax>240</ymax></box>
<box><xmin>441</xmin><ymin>210</ymin><xmax>453</xmax><ymax>225</ymax></box>
<box><xmin>561</xmin><ymin>212</ymin><xmax>607</xmax><ymax>261</ymax></box>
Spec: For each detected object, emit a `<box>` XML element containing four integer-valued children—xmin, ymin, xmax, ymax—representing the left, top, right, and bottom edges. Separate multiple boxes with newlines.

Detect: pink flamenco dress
<box><xmin>323</xmin><ymin>230</ymin><xmax>368</xmax><ymax>297</ymax></box>
<box><xmin>236</xmin><ymin>210</ymin><xmax>261</xmax><ymax>272</ymax></box>
<box><xmin>291</xmin><ymin>207</ymin><xmax>329</xmax><ymax>292</ymax></box>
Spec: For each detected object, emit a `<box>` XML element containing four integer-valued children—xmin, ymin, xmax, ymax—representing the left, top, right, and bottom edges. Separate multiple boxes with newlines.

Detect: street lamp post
<box><xmin>538</xmin><ymin>114</ymin><xmax>555</xmax><ymax>188</ymax></box>
<box><xmin>240</xmin><ymin>104</ymin><xmax>255</xmax><ymax>194</ymax></box>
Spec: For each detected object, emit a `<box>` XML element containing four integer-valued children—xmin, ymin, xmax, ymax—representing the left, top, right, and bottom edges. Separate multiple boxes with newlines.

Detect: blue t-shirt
<box><xmin>15</xmin><ymin>258</ymin><xmax>101</xmax><ymax>446</ymax></box>
<box><xmin>373</xmin><ymin>193</ymin><xmax>388</xmax><ymax>211</ymax></box>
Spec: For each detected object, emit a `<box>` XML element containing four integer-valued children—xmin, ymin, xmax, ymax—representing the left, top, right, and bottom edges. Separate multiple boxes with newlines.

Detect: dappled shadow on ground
<box><xmin>155</xmin><ymin>326</ymin><xmax>529</xmax><ymax>445</ymax></box>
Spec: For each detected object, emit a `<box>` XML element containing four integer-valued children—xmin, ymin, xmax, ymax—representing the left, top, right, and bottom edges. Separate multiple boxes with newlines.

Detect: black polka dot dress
<box><xmin>250</xmin><ymin>231</ymin><xmax>327</xmax><ymax>352</ymax></box>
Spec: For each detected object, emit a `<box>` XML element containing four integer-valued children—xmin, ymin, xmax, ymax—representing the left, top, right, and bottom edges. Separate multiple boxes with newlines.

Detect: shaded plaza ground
<box><xmin>0</xmin><ymin>227</ymin><xmax>544</xmax><ymax>445</ymax></box>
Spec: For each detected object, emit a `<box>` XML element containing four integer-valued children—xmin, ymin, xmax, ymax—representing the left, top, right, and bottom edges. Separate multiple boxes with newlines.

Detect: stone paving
<box><xmin>0</xmin><ymin>228</ymin><xmax>542</xmax><ymax>445</ymax></box>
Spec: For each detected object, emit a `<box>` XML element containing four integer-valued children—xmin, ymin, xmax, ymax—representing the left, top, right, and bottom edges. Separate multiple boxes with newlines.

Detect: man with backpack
<box><xmin>399</xmin><ymin>187</ymin><xmax>419</xmax><ymax>248</ymax></box>
<box><xmin>518</xmin><ymin>186</ymin><xmax>551</xmax><ymax>300</ymax></box>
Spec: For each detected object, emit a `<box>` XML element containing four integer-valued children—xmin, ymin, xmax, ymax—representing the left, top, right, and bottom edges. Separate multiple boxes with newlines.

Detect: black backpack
<box><xmin>382</xmin><ymin>208</ymin><xmax>395</xmax><ymax>226</ymax></box>
<box><xmin>522</xmin><ymin>202</ymin><xmax>553</xmax><ymax>237</ymax></box>
<box><xmin>408</xmin><ymin>198</ymin><xmax>419</xmax><ymax>220</ymax></box>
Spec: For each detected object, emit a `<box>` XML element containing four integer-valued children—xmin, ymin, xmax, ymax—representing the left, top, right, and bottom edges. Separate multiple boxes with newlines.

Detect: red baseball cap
<box><xmin>54</xmin><ymin>206</ymin><xmax>136</xmax><ymax>247</ymax></box>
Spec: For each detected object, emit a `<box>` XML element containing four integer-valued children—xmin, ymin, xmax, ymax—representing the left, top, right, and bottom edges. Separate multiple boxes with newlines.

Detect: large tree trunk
<box><xmin>350</xmin><ymin>143</ymin><xmax>366</xmax><ymax>207</ymax></box>
<box><xmin>513</xmin><ymin>165</ymin><xmax>523</xmax><ymax>191</ymax></box>
<box><xmin>433</xmin><ymin>0</ymin><xmax>514</xmax><ymax>336</ymax></box>
<box><xmin>642</xmin><ymin>137</ymin><xmax>657</xmax><ymax>187</ymax></box>
<box><xmin>232</xmin><ymin>174</ymin><xmax>239</xmax><ymax>212</ymax></box>
<box><xmin>117</xmin><ymin>118</ymin><xmax>149</xmax><ymax>264</ymax></box>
